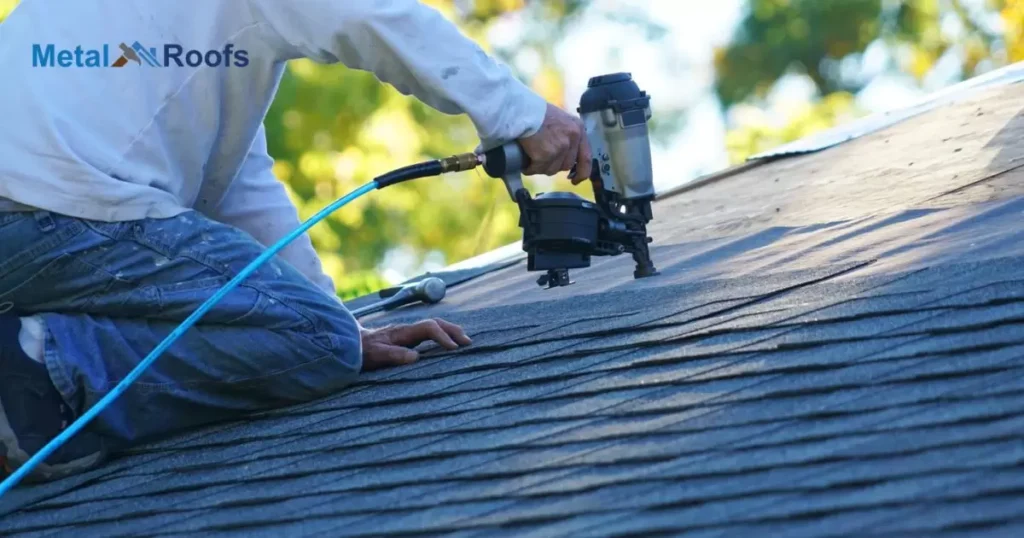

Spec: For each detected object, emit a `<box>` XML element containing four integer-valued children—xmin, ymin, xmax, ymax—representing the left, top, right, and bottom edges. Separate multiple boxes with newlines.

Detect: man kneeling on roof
<box><xmin>0</xmin><ymin>1</ymin><xmax>591</xmax><ymax>482</ymax></box>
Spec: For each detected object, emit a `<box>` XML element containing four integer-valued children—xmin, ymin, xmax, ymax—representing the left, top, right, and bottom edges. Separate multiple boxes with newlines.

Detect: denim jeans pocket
<box><xmin>0</xmin><ymin>211</ymin><xmax>28</xmax><ymax>230</ymax></box>
<box><xmin>0</xmin><ymin>214</ymin><xmax>86</xmax><ymax>280</ymax></box>
<box><xmin>0</xmin><ymin>253</ymin><xmax>115</xmax><ymax>313</ymax></box>
<box><xmin>146</xmin><ymin>276</ymin><xmax>270</xmax><ymax>326</ymax></box>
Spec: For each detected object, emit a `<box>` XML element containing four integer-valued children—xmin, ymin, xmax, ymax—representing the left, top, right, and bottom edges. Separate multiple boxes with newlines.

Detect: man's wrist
<box><xmin>516</xmin><ymin>86</ymin><xmax>549</xmax><ymax>139</ymax></box>
<box><xmin>479</xmin><ymin>78</ymin><xmax>549</xmax><ymax>151</ymax></box>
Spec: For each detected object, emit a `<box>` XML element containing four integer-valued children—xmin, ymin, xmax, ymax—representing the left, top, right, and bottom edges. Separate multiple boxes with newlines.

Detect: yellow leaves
<box><xmin>532</xmin><ymin>65</ymin><xmax>564</xmax><ymax>108</ymax></box>
<box><xmin>297</xmin><ymin>151</ymin><xmax>334</xmax><ymax>182</ymax></box>
<box><xmin>318</xmin><ymin>252</ymin><xmax>346</xmax><ymax>281</ymax></box>
<box><xmin>963</xmin><ymin>36</ymin><xmax>990</xmax><ymax>73</ymax></box>
<box><xmin>908</xmin><ymin>46</ymin><xmax>938</xmax><ymax>81</ymax></box>
<box><xmin>336</xmin><ymin>271</ymin><xmax>395</xmax><ymax>301</ymax></box>
<box><xmin>282</xmin><ymin>110</ymin><xmax>302</xmax><ymax>130</ymax></box>
<box><xmin>916</xmin><ymin>0</ymin><xmax>941</xmax><ymax>19</ymax></box>
<box><xmin>1004</xmin><ymin>0</ymin><xmax>1024</xmax><ymax>61</ymax></box>
<box><xmin>314</xmin><ymin>180</ymin><xmax>334</xmax><ymax>200</ymax></box>
<box><xmin>475</xmin><ymin>0</ymin><xmax>525</xmax><ymax>14</ymax></box>
<box><xmin>358</xmin><ymin>101</ymin><xmax>425</xmax><ymax>163</ymax></box>
<box><xmin>725</xmin><ymin>121</ymin><xmax>771</xmax><ymax>165</ymax></box>
<box><xmin>331</xmin><ymin>147</ymin><xmax>362</xmax><ymax>188</ymax></box>
<box><xmin>419</xmin><ymin>0</ymin><xmax>447</xmax><ymax>11</ymax></box>
<box><xmin>486</xmin><ymin>207</ymin><xmax>519</xmax><ymax>249</ymax></box>
<box><xmin>334</xmin><ymin>200</ymin><xmax>364</xmax><ymax>227</ymax></box>
<box><xmin>309</xmin><ymin>220</ymin><xmax>342</xmax><ymax>251</ymax></box>
<box><xmin>377</xmin><ymin>185</ymin><xmax>420</xmax><ymax>213</ymax></box>
<box><xmin>272</xmin><ymin>161</ymin><xmax>294</xmax><ymax>183</ymax></box>
<box><xmin>472</xmin><ymin>0</ymin><xmax>526</xmax><ymax>20</ymax></box>
<box><xmin>725</xmin><ymin>92</ymin><xmax>860</xmax><ymax>164</ymax></box>
<box><xmin>287</xmin><ymin>59</ymin><xmax>321</xmax><ymax>81</ymax></box>
<box><xmin>0</xmin><ymin>0</ymin><xmax>18</xmax><ymax>19</ymax></box>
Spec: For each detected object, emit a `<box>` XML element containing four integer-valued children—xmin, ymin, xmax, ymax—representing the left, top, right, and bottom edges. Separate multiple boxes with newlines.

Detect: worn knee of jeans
<box><xmin>286</xmin><ymin>306</ymin><xmax>364</xmax><ymax>396</ymax></box>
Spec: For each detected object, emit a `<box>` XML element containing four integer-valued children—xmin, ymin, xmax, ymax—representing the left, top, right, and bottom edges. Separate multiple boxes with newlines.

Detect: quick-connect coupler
<box><xmin>439</xmin><ymin>152</ymin><xmax>484</xmax><ymax>173</ymax></box>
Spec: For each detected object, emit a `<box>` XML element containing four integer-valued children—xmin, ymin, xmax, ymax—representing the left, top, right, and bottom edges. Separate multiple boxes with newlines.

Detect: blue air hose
<box><xmin>0</xmin><ymin>155</ymin><xmax>465</xmax><ymax>496</ymax></box>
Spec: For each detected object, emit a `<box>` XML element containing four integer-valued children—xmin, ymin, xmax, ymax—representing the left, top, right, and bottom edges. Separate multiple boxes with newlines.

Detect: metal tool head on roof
<box><xmin>481</xmin><ymin>72</ymin><xmax>659</xmax><ymax>289</ymax></box>
<box><xmin>350</xmin><ymin>277</ymin><xmax>447</xmax><ymax>319</ymax></box>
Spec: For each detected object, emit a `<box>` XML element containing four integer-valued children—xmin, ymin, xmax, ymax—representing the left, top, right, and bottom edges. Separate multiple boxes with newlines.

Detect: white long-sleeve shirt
<box><xmin>0</xmin><ymin>0</ymin><xmax>547</xmax><ymax>295</ymax></box>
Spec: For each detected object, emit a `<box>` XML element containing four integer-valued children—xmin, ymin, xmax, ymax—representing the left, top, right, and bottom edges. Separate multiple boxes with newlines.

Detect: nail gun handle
<box><xmin>482</xmin><ymin>142</ymin><xmax>531</xmax><ymax>178</ymax></box>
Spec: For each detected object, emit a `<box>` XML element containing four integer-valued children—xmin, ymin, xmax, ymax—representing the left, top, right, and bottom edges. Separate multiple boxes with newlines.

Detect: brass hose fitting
<box><xmin>439</xmin><ymin>152</ymin><xmax>483</xmax><ymax>173</ymax></box>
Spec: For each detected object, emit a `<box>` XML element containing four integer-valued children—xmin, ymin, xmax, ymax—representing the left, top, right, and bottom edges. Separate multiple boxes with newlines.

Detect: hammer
<box><xmin>350</xmin><ymin>277</ymin><xmax>447</xmax><ymax>319</ymax></box>
<box><xmin>112</xmin><ymin>43</ymin><xmax>141</xmax><ymax>67</ymax></box>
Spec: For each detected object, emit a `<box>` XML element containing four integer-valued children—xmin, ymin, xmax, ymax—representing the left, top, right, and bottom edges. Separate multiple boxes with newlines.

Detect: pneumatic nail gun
<box><xmin>481</xmin><ymin>73</ymin><xmax>659</xmax><ymax>288</ymax></box>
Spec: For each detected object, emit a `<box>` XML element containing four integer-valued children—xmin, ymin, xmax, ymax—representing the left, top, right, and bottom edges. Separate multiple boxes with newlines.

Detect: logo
<box><xmin>112</xmin><ymin>42</ymin><xmax>159</xmax><ymax>67</ymax></box>
<box><xmin>32</xmin><ymin>42</ymin><xmax>250</xmax><ymax>68</ymax></box>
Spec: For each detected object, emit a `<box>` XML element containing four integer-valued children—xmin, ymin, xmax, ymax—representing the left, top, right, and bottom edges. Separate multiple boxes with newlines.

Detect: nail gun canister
<box><xmin>577</xmin><ymin>73</ymin><xmax>655</xmax><ymax>201</ymax></box>
<box><xmin>521</xmin><ymin>192</ymin><xmax>600</xmax><ymax>271</ymax></box>
<box><xmin>528</xmin><ymin>192</ymin><xmax>599</xmax><ymax>248</ymax></box>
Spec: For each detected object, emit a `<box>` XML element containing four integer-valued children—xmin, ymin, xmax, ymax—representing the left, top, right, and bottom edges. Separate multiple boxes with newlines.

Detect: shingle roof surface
<box><xmin>2</xmin><ymin>74</ymin><xmax>1024</xmax><ymax>537</ymax></box>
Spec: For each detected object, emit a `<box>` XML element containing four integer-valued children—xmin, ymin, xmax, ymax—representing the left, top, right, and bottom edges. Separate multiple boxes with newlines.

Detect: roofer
<box><xmin>0</xmin><ymin>1</ymin><xmax>592</xmax><ymax>483</ymax></box>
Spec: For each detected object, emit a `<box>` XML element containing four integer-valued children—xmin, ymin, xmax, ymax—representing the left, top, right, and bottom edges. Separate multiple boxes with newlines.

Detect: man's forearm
<box><xmin>247</xmin><ymin>0</ymin><xmax>548</xmax><ymax>149</ymax></box>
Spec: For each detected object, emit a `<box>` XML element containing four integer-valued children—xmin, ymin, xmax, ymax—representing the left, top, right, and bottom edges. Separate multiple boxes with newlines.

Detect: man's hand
<box><xmin>518</xmin><ymin>103</ymin><xmax>593</xmax><ymax>184</ymax></box>
<box><xmin>360</xmin><ymin>318</ymin><xmax>472</xmax><ymax>372</ymax></box>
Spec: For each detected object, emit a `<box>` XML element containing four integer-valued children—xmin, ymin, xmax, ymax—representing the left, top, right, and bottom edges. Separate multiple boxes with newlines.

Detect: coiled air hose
<box><xmin>0</xmin><ymin>152</ymin><xmax>482</xmax><ymax>496</ymax></box>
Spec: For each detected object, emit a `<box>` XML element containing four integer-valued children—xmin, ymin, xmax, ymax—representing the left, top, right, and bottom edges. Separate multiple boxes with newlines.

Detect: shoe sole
<box><xmin>0</xmin><ymin>394</ymin><xmax>105</xmax><ymax>484</ymax></box>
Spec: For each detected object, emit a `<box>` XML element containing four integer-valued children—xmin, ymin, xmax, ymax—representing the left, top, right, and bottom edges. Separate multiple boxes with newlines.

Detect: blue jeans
<box><xmin>0</xmin><ymin>210</ymin><xmax>362</xmax><ymax>450</ymax></box>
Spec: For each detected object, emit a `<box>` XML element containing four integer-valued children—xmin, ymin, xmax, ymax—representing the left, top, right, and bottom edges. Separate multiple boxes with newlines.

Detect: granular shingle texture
<box><xmin>2</xmin><ymin>68</ymin><xmax>1024</xmax><ymax>537</ymax></box>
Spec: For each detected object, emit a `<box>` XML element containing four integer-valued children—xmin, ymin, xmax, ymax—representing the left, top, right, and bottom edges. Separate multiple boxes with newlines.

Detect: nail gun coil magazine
<box><xmin>522</xmin><ymin>192</ymin><xmax>599</xmax><ymax>272</ymax></box>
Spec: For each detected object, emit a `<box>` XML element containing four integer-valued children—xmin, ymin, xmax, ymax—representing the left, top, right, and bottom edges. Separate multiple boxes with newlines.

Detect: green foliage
<box><xmin>716</xmin><ymin>0</ymin><xmax>882</xmax><ymax>105</ymax></box>
<box><xmin>1004</xmin><ymin>0</ymin><xmax>1024</xmax><ymax>61</ymax></box>
<box><xmin>725</xmin><ymin>92</ymin><xmax>861</xmax><ymax>164</ymax></box>
<box><xmin>714</xmin><ymin>0</ymin><xmax>1009</xmax><ymax>108</ymax></box>
<box><xmin>335</xmin><ymin>271</ymin><xmax>394</xmax><ymax>302</ymax></box>
<box><xmin>717</xmin><ymin>0</ymin><xmax>1024</xmax><ymax>164</ymax></box>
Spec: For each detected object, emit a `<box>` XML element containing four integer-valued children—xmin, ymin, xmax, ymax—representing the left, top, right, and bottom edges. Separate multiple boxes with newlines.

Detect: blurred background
<box><xmin>2</xmin><ymin>0</ymin><xmax>1022</xmax><ymax>298</ymax></box>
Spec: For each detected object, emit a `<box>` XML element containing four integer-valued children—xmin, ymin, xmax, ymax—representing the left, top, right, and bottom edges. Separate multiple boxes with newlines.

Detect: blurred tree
<box><xmin>714</xmin><ymin>0</ymin><xmax>1012</xmax><ymax>108</ymax></box>
<box><xmin>716</xmin><ymin>0</ymin><xmax>1023</xmax><ymax>165</ymax></box>
<box><xmin>724</xmin><ymin>92</ymin><xmax>861</xmax><ymax>163</ymax></box>
<box><xmin>1005</xmin><ymin>0</ymin><xmax>1024</xmax><ymax>61</ymax></box>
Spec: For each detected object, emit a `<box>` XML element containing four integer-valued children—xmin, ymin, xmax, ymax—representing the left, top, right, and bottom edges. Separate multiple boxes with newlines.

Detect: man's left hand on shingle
<box><xmin>360</xmin><ymin>319</ymin><xmax>472</xmax><ymax>371</ymax></box>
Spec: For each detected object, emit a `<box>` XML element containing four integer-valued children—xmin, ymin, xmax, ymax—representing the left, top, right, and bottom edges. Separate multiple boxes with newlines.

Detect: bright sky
<box><xmin>554</xmin><ymin>0</ymin><xmax>747</xmax><ymax>190</ymax></box>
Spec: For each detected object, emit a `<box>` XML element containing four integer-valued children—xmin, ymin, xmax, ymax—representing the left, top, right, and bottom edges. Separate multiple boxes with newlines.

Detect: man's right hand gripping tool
<box><xmin>481</xmin><ymin>72</ymin><xmax>659</xmax><ymax>288</ymax></box>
